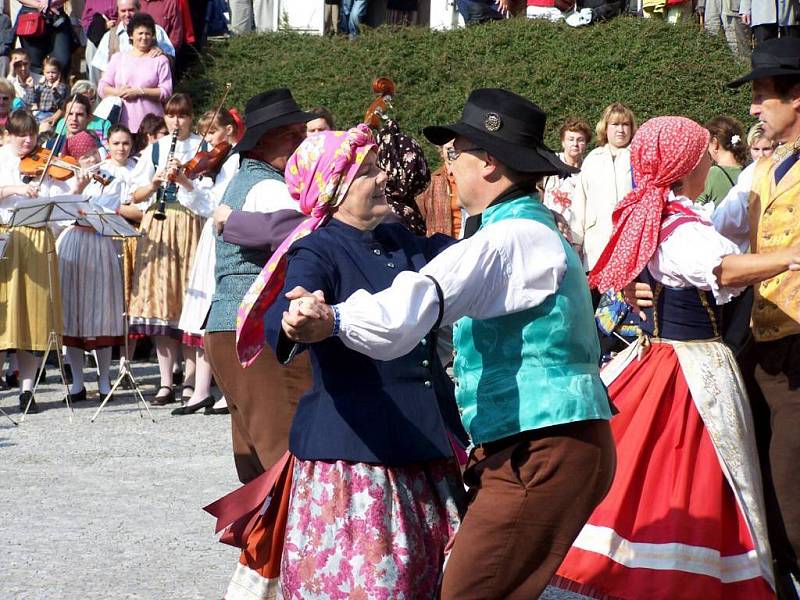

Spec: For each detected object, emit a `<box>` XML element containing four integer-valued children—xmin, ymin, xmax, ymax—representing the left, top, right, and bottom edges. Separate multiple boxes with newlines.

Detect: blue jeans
<box><xmin>455</xmin><ymin>0</ymin><xmax>503</xmax><ymax>24</ymax></box>
<box><xmin>339</xmin><ymin>0</ymin><xmax>369</xmax><ymax>37</ymax></box>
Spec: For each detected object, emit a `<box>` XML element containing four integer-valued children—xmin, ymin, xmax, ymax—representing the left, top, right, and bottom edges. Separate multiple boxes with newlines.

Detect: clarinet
<box><xmin>153</xmin><ymin>130</ymin><xmax>179</xmax><ymax>221</ymax></box>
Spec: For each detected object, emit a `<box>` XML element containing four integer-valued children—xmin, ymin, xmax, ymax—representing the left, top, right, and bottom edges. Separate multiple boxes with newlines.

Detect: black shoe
<box><xmin>150</xmin><ymin>386</ymin><xmax>177</xmax><ymax>406</ymax></box>
<box><xmin>6</xmin><ymin>370</ymin><xmax>19</xmax><ymax>388</ymax></box>
<box><xmin>204</xmin><ymin>405</ymin><xmax>230</xmax><ymax>415</ymax></box>
<box><xmin>171</xmin><ymin>396</ymin><xmax>215</xmax><ymax>415</ymax></box>
<box><xmin>19</xmin><ymin>391</ymin><xmax>37</xmax><ymax>414</ymax></box>
<box><xmin>63</xmin><ymin>387</ymin><xmax>87</xmax><ymax>404</ymax></box>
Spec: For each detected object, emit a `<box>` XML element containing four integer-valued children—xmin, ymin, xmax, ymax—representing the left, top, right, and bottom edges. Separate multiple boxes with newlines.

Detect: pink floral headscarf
<box><xmin>235</xmin><ymin>124</ymin><xmax>377</xmax><ymax>367</ymax></box>
<box><xmin>589</xmin><ymin>116</ymin><xmax>710</xmax><ymax>293</ymax></box>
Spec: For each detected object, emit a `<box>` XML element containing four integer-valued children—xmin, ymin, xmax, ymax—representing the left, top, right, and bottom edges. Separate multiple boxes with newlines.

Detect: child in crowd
<box><xmin>28</xmin><ymin>57</ymin><xmax>69</xmax><ymax>129</ymax></box>
<box><xmin>7</xmin><ymin>49</ymin><xmax>40</xmax><ymax>102</ymax></box>
<box><xmin>134</xmin><ymin>113</ymin><xmax>168</xmax><ymax>155</ymax></box>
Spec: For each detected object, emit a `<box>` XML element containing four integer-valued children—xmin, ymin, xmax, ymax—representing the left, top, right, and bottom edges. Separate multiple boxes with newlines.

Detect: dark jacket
<box><xmin>265</xmin><ymin>218</ymin><xmax>466</xmax><ymax>466</ymax></box>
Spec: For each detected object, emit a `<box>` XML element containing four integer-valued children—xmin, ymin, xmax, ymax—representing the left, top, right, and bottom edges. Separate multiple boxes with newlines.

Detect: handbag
<box><xmin>16</xmin><ymin>11</ymin><xmax>46</xmax><ymax>38</ymax></box>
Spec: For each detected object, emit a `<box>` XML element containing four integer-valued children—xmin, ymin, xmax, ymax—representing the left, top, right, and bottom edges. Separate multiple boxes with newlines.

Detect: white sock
<box><xmin>212</xmin><ymin>396</ymin><xmax>227</xmax><ymax>410</ymax></box>
<box><xmin>65</xmin><ymin>347</ymin><xmax>86</xmax><ymax>395</ymax></box>
<box><xmin>95</xmin><ymin>347</ymin><xmax>113</xmax><ymax>395</ymax></box>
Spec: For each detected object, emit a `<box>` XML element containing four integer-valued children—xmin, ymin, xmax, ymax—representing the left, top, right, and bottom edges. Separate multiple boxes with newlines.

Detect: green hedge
<box><xmin>181</xmin><ymin>17</ymin><xmax>752</xmax><ymax>167</ymax></box>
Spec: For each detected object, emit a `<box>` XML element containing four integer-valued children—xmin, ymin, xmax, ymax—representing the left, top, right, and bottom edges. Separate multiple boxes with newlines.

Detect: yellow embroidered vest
<box><xmin>749</xmin><ymin>154</ymin><xmax>800</xmax><ymax>342</ymax></box>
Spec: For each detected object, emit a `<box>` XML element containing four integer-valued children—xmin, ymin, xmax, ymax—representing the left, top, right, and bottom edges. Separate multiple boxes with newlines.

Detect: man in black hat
<box><xmin>727</xmin><ymin>37</ymin><xmax>800</xmax><ymax>598</ymax></box>
<box><xmin>281</xmin><ymin>88</ymin><xmax>616</xmax><ymax>598</ymax></box>
<box><xmin>204</xmin><ymin>88</ymin><xmax>314</xmax><ymax>485</ymax></box>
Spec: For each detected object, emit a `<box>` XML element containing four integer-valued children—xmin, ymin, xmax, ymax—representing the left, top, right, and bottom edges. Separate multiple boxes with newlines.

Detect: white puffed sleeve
<box><xmin>648</xmin><ymin>220</ymin><xmax>744</xmax><ymax>305</ymax></box>
<box><xmin>337</xmin><ymin>219</ymin><xmax>567</xmax><ymax>360</ymax></box>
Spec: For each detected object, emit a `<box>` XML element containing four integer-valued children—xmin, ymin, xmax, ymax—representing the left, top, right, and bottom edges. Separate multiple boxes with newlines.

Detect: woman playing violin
<box><xmin>0</xmin><ymin>110</ymin><xmax>90</xmax><ymax>414</ymax></box>
<box><xmin>175</xmin><ymin>107</ymin><xmax>239</xmax><ymax>414</ymax></box>
<box><xmin>127</xmin><ymin>93</ymin><xmax>211</xmax><ymax>406</ymax></box>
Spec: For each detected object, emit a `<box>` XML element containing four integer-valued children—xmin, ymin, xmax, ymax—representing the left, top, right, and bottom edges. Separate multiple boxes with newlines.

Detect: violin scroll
<box><xmin>364</xmin><ymin>77</ymin><xmax>396</xmax><ymax>129</ymax></box>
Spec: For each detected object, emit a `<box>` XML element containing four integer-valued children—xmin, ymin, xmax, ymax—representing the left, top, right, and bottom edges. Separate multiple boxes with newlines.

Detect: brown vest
<box><xmin>414</xmin><ymin>166</ymin><xmax>462</xmax><ymax>238</ymax></box>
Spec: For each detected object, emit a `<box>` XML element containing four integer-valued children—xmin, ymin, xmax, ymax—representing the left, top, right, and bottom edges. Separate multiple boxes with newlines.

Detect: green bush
<box><xmin>181</xmin><ymin>17</ymin><xmax>752</xmax><ymax>167</ymax></box>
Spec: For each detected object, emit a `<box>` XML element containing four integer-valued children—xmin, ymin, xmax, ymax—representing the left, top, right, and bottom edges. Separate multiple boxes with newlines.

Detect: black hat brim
<box><xmin>727</xmin><ymin>66</ymin><xmax>800</xmax><ymax>88</ymax></box>
<box><xmin>232</xmin><ymin>110</ymin><xmax>317</xmax><ymax>154</ymax></box>
<box><xmin>423</xmin><ymin>121</ymin><xmax>578</xmax><ymax>176</ymax></box>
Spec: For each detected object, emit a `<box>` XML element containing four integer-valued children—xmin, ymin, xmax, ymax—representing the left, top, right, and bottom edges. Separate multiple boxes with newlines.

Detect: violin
<box><xmin>20</xmin><ymin>147</ymin><xmax>112</xmax><ymax>187</ymax></box>
<box><xmin>182</xmin><ymin>82</ymin><xmax>233</xmax><ymax>181</ymax></box>
<box><xmin>182</xmin><ymin>140</ymin><xmax>232</xmax><ymax>180</ymax></box>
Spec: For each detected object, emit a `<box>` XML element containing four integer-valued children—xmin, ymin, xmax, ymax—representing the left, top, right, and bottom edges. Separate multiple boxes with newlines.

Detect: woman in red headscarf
<box><xmin>553</xmin><ymin>116</ymin><xmax>800</xmax><ymax>600</ymax></box>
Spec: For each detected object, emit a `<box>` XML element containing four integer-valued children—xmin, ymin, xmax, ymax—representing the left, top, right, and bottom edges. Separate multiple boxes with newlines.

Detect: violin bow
<box><xmin>38</xmin><ymin>94</ymin><xmax>80</xmax><ymax>187</ymax></box>
<box><xmin>186</xmin><ymin>82</ymin><xmax>233</xmax><ymax>163</ymax></box>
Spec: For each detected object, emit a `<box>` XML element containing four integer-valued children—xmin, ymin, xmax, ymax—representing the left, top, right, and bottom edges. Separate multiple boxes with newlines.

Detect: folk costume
<box><xmin>728</xmin><ymin>38</ymin><xmax>800</xmax><ymax>593</ymax></box>
<box><xmin>0</xmin><ymin>144</ymin><xmax>70</xmax><ymax>354</ymax></box>
<box><xmin>554</xmin><ymin>117</ymin><xmax>775</xmax><ymax>600</ymax></box>
<box><xmin>204</xmin><ymin>89</ymin><xmax>312</xmax><ymax>485</ymax></box>
<box><xmin>177</xmin><ymin>152</ymin><xmax>239</xmax><ymax>348</ymax></box>
<box><xmin>127</xmin><ymin>132</ymin><xmax>210</xmax><ymax>338</ymax></box>
<box><xmin>315</xmin><ymin>90</ymin><xmax>616</xmax><ymax>599</ymax></box>
<box><xmin>229</xmin><ymin>125</ymin><xmax>465</xmax><ymax>600</ymax></box>
<box><xmin>57</xmin><ymin>136</ymin><xmax>127</xmax><ymax>353</ymax></box>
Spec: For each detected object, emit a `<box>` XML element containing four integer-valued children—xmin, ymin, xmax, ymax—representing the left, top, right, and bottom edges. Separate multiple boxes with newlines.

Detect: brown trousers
<box><xmin>205</xmin><ymin>331</ymin><xmax>311</xmax><ymax>484</ymax></box>
<box><xmin>441</xmin><ymin>420</ymin><xmax>616</xmax><ymax>600</ymax></box>
<box><xmin>755</xmin><ymin>364</ymin><xmax>800</xmax><ymax>586</ymax></box>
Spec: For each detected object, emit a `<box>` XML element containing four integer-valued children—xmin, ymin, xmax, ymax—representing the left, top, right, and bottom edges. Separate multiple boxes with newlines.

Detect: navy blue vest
<box><xmin>639</xmin><ymin>269</ymin><xmax>722</xmax><ymax>341</ymax></box>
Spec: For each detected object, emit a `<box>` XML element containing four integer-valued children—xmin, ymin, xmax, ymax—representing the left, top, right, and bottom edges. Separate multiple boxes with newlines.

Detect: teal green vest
<box><xmin>206</xmin><ymin>158</ymin><xmax>283</xmax><ymax>333</ymax></box>
<box><xmin>452</xmin><ymin>195</ymin><xmax>612</xmax><ymax>445</ymax></box>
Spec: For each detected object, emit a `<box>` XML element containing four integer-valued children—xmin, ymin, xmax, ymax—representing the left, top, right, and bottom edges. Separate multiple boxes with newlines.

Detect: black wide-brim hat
<box><xmin>233</xmin><ymin>88</ymin><xmax>316</xmax><ymax>154</ymax></box>
<box><xmin>423</xmin><ymin>88</ymin><xmax>576</xmax><ymax>177</ymax></box>
<box><xmin>728</xmin><ymin>37</ymin><xmax>800</xmax><ymax>88</ymax></box>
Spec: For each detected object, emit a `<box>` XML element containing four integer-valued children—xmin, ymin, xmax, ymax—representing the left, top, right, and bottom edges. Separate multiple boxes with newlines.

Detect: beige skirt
<box><xmin>0</xmin><ymin>225</ymin><xmax>63</xmax><ymax>351</ymax></box>
<box><xmin>128</xmin><ymin>204</ymin><xmax>203</xmax><ymax>336</ymax></box>
<box><xmin>122</xmin><ymin>235</ymin><xmax>137</xmax><ymax>310</ymax></box>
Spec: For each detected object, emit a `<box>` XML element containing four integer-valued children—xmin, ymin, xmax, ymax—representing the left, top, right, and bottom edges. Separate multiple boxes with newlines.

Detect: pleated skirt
<box><xmin>129</xmin><ymin>204</ymin><xmax>202</xmax><ymax>337</ymax></box>
<box><xmin>178</xmin><ymin>218</ymin><xmax>215</xmax><ymax>347</ymax></box>
<box><xmin>0</xmin><ymin>225</ymin><xmax>63</xmax><ymax>351</ymax></box>
<box><xmin>56</xmin><ymin>225</ymin><xmax>124</xmax><ymax>349</ymax></box>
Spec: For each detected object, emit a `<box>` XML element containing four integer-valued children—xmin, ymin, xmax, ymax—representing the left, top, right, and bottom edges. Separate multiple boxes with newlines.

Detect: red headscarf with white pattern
<box><xmin>588</xmin><ymin>116</ymin><xmax>710</xmax><ymax>293</ymax></box>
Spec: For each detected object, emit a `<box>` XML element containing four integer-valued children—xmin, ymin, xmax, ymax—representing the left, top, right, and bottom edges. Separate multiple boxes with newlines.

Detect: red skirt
<box><xmin>553</xmin><ymin>343</ymin><xmax>774</xmax><ymax>600</ymax></box>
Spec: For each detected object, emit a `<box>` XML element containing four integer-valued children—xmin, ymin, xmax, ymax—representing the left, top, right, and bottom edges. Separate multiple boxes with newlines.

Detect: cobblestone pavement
<box><xmin>1</xmin><ymin>361</ymin><xmax>589</xmax><ymax>600</ymax></box>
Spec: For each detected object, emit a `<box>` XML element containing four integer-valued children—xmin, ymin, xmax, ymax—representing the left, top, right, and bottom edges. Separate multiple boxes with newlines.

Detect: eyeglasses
<box><xmin>446</xmin><ymin>146</ymin><xmax>482</xmax><ymax>162</ymax></box>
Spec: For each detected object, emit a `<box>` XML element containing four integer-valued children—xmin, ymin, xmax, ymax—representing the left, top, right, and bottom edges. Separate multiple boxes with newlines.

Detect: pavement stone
<box><xmin>0</xmin><ymin>361</ymin><xmax>590</xmax><ymax>600</ymax></box>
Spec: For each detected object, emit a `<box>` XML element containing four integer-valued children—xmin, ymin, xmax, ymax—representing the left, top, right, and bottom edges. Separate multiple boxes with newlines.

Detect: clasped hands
<box><xmin>281</xmin><ymin>286</ymin><xmax>335</xmax><ymax>344</ymax></box>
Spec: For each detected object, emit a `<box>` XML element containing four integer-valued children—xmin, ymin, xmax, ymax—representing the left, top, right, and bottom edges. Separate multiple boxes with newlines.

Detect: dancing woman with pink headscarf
<box><xmin>220</xmin><ymin>125</ymin><xmax>466</xmax><ymax>599</ymax></box>
<box><xmin>553</xmin><ymin>116</ymin><xmax>800</xmax><ymax>599</ymax></box>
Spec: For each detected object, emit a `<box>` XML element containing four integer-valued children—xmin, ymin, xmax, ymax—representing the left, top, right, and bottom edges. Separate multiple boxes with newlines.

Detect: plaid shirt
<box><xmin>25</xmin><ymin>81</ymin><xmax>68</xmax><ymax>113</ymax></box>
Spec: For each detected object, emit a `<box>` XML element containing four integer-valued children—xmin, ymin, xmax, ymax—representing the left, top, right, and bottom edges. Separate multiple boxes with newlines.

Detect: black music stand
<box><xmin>80</xmin><ymin>209</ymin><xmax>154</xmax><ymax>423</ymax></box>
<box><xmin>8</xmin><ymin>195</ymin><xmax>88</xmax><ymax>422</ymax></box>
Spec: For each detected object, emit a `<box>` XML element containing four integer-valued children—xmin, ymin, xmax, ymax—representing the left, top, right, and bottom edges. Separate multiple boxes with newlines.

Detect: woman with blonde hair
<box><xmin>572</xmin><ymin>102</ymin><xmax>636</xmax><ymax>276</ymax></box>
<box><xmin>747</xmin><ymin>122</ymin><xmax>776</xmax><ymax>162</ymax></box>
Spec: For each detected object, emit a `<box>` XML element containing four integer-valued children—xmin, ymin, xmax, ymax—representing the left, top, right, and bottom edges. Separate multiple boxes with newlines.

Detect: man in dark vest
<box><xmin>205</xmin><ymin>89</ymin><xmax>313</xmax><ymax>484</ymax></box>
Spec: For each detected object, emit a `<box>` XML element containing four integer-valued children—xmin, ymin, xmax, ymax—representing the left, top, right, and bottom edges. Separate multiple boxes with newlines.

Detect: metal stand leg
<box><xmin>22</xmin><ymin>248</ymin><xmax>71</xmax><ymax>423</ymax></box>
<box><xmin>90</xmin><ymin>250</ymin><xmax>155</xmax><ymax>423</ymax></box>
<box><xmin>0</xmin><ymin>405</ymin><xmax>17</xmax><ymax>426</ymax></box>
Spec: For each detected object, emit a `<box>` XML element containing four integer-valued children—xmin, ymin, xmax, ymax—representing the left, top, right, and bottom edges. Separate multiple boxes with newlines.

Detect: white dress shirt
<box><xmin>92</xmin><ymin>22</ymin><xmax>175</xmax><ymax>74</ymax></box>
<box><xmin>336</xmin><ymin>218</ymin><xmax>567</xmax><ymax>361</ymax></box>
<box><xmin>712</xmin><ymin>161</ymin><xmax>756</xmax><ymax>254</ymax></box>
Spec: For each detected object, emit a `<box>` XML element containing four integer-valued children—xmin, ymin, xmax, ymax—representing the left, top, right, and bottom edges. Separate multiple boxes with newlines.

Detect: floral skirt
<box><xmin>280</xmin><ymin>458</ymin><xmax>462</xmax><ymax>599</ymax></box>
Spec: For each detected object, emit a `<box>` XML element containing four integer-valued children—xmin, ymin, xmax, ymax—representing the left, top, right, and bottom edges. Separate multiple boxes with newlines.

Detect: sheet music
<box><xmin>7</xmin><ymin>195</ymin><xmax>89</xmax><ymax>228</ymax></box>
<box><xmin>79</xmin><ymin>206</ymin><xmax>141</xmax><ymax>238</ymax></box>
